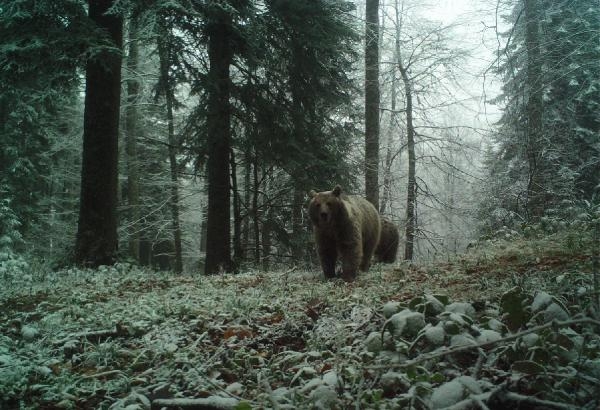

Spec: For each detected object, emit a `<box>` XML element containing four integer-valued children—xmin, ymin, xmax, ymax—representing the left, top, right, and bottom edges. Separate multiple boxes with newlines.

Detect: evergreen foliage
<box><xmin>0</xmin><ymin>0</ymin><xmax>361</xmax><ymax>269</ymax></box>
<box><xmin>247</xmin><ymin>0</ymin><xmax>360</xmax><ymax>188</ymax></box>
<box><xmin>74</xmin><ymin>0</ymin><xmax>124</xmax><ymax>267</ymax></box>
<box><xmin>0</xmin><ymin>0</ymin><xmax>89</xmax><ymax>233</ymax></box>
<box><xmin>0</xmin><ymin>195</ymin><xmax>28</xmax><ymax>280</ymax></box>
<box><xmin>481</xmin><ymin>0</ymin><xmax>600</xmax><ymax>232</ymax></box>
<box><xmin>153</xmin><ymin>0</ymin><xmax>361</xmax><ymax>269</ymax></box>
<box><xmin>2</xmin><ymin>2</ymin><xmax>600</xmax><ymax>406</ymax></box>
<box><xmin>8</xmin><ymin>0</ymin><xmax>596</xmax><ymax>269</ymax></box>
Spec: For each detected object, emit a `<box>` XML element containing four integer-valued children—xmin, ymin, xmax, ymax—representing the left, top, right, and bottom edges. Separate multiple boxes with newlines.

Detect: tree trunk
<box><xmin>288</xmin><ymin>44</ymin><xmax>308</xmax><ymax>265</ymax></box>
<box><xmin>524</xmin><ymin>0</ymin><xmax>544</xmax><ymax>220</ymax></box>
<box><xmin>204</xmin><ymin>11</ymin><xmax>233</xmax><ymax>274</ymax></box>
<box><xmin>242</xmin><ymin>151</ymin><xmax>251</xmax><ymax>261</ymax></box>
<box><xmin>446</xmin><ymin>163</ymin><xmax>457</xmax><ymax>254</ymax></box>
<box><xmin>252</xmin><ymin>158</ymin><xmax>261</xmax><ymax>265</ymax></box>
<box><xmin>380</xmin><ymin>141</ymin><xmax>394</xmax><ymax>215</ymax></box>
<box><xmin>158</xmin><ymin>24</ymin><xmax>183</xmax><ymax>273</ymax></box>
<box><xmin>75</xmin><ymin>0</ymin><xmax>122</xmax><ymax>267</ymax></box>
<box><xmin>380</xmin><ymin>0</ymin><xmax>403</xmax><ymax>216</ymax></box>
<box><xmin>380</xmin><ymin>59</ymin><xmax>398</xmax><ymax>216</ymax></box>
<box><xmin>261</xmin><ymin>174</ymin><xmax>272</xmax><ymax>271</ymax></box>
<box><xmin>291</xmin><ymin>185</ymin><xmax>305</xmax><ymax>263</ymax></box>
<box><xmin>231</xmin><ymin>149</ymin><xmax>242</xmax><ymax>269</ymax></box>
<box><xmin>289</xmin><ymin>54</ymin><xmax>305</xmax><ymax>264</ymax></box>
<box><xmin>399</xmin><ymin>62</ymin><xmax>416</xmax><ymax>261</ymax></box>
<box><xmin>200</xmin><ymin>204</ymin><xmax>208</xmax><ymax>254</ymax></box>
<box><xmin>262</xmin><ymin>206</ymin><xmax>272</xmax><ymax>271</ymax></box>
<box><xmin>125</xmin><ymin>12</ymin><xmax>140</xmax><ymax>262</ymax></box>
<box><xmin>365</xmin><ymin>0</ymin><xmax>380</xmax><ymax>209</ymax></box>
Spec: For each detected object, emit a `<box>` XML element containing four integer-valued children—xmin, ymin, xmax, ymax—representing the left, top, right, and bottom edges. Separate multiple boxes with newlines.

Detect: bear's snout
<box><xmin>320</xmin><ymin>212</ymin><xmax>329</xmax><ymax>222</ymax></box>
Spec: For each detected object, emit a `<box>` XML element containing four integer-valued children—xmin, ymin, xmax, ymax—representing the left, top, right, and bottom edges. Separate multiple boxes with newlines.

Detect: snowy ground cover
<box><xmin>1</xmin><ymin>236</ymin><xmax>600</xmax><ymax>409</ymax></box>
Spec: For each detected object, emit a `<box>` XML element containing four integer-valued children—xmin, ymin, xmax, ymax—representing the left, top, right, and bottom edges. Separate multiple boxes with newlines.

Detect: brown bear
<box><xmin>308</xmin><ymin>185</ymin><xmax>381</xmax><ymax>281</ymax></box>
<box><xmin>375</xmin><ymin>218</ymin><xmax>399</xmax><ymax>263</ymax></box>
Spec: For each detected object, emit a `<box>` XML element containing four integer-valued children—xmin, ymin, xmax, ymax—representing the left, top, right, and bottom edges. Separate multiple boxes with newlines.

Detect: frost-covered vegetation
<box><xmin>1</xmin><ymin>232</ymin><xmax>599</xmax><ymax>409</ymax></box>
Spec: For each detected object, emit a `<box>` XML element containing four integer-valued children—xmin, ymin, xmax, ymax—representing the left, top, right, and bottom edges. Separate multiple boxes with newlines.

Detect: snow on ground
<box><xmin>1</xmin><ymin>239</ymin><xmax>598</xmax><ymax>409</ymax></box>
<box><xmin>0</xmin><ymin>265</ymin><xmax>420</xmax><ymax>408</ymax></box>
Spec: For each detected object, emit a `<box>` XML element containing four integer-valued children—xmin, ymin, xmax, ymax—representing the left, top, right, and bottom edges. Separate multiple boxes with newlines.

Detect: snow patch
<box><xmin>21</xmin><ymin>325</ymin><xmax>39</xmax><ymax>341</ymax></box>
<box><xmin>430</xmin><ymin>376</ymin><xmax>481</xmax><ymax>409</ymax></box>
<box><xmin>389</xmin><ymin>309</ymin><xmax>426</xmax><ymax>339</ymax></box>
<box><xmin>532</xmin><ymin>291</ymin><xmax>553</xmax><ymax>312</ymax></box>
<box><xmin>424</xmin><ymin>324</ymin><xmax>446</xmax><ymax>345</ymax></box>
<box><xmin>445</xmin><ymin>302</ymin><xmax>475</xmax><ymax>318</ymax></box>
<box><xmin>450</xmin><ymin>333</ymin><xmax>476</xmax><ymax>347</ymax></box>
<box><xmin>544</xmin><ymin>302</ymin><xmax>569</xmax><ymax>322</ymax></box>
<box><xmin>476</xmin><ymin>329</ymin><xmax>502</xmax><ymax>344</ymax></box>
<box><xmin>382</xmin><ymin>301</ymin><xmax>402</xmax><ymax>318</ymax></box>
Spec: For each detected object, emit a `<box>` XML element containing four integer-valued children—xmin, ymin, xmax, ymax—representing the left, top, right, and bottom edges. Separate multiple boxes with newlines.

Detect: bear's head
<box><xmin>308</xmin><ymin>185</ymin><xmax>343</xmax><ymax>227</ymax></box>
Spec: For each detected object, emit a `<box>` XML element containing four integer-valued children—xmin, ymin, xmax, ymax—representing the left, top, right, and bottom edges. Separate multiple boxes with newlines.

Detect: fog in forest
<box><xmin>8</xmin><ymin>0</ymin><xmax>594</xmax><ymax>273</ymax></box>
<box><xmin>2</xmin><ymin>1</ymin><xmax>600</xmax><ymax>409</ymax></box>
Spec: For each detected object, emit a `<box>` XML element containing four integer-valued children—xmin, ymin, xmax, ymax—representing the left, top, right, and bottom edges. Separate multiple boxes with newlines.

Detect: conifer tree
<box><xmin>365</xmin><ymin>0</ymin><xmax>381</xmax><ymax>208</ymax></box>
<box><xmin>0</xmin><ymin>0</ymin><xmax>88</xmax><ymax>239</ymax></box>
<box><xmin>482</xmin><ymin>0</ymin><xmax>600</xmax><ymax>231</ymax></box>
<box><xmin>75</xmin><ymin>0</ymin><xmax>123</xmax><ymax>266</ymax></box>
<box><xmin>204</xmin><ymin>1</ymin><xmax>240</xmax><ymax>274</ymax></box>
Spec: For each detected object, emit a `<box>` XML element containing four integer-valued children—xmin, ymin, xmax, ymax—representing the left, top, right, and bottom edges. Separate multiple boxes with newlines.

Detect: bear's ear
<box><xmin>332</xmin><ymin>185</ymin><xmax>342</xmax><ymax>197</ymax></box>
<box><xmin>309</xmin><ymin>190</ymin><xmax>318</xmax><ymax>198</ymax></box>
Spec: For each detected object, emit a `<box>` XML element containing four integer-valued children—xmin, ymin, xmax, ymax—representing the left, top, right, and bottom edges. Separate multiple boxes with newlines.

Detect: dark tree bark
<box><xmin>231</xmin><ymin>149</ymin><xmax>243</xmax><ymax>268</ymax></box>
<box><xmin>524</xmin><ymin>0</ymin><xmax>544</xmax><ymax>219</ymax></box>
<box><xmin>242</xmin><ymin>151</ymin><xmax>251</xmax><ymax>260</ymax></box>
<box><xmin>399</xmin><ymin>61</ymin><xmax>416</xmax><ymax>261</ymax></box>
<box><xmin>125</xmin><ymin>11</ymin><xmax>141</xmax><ymax>262</ymax></box>
<box><xmin>262</xmin><ymin>207</ymin><xmax>272</xmax><ymax>271</ymax></box>
<box><xmin>204</xmin><ymin>11</ymin><xmax>234</xmax><ymax>274</ymax></box>
<box><xmin>291</xmin><ymin>186</ymin><xmax>305</xmax><ymax>263</ymax></box>
<box><xmin>75</xmin><ymin>0</ymin><xmax>123</xmax><ymax>267</ymax></box>
<box><xmin>200</xmin><ymin>203</ymin><xmax>208</xmax><ymax>254</ymax></box>
<box><xmin>365</xmin><ymin>0</ymin><xmax>380</xmax><ymax>209</ymax></box>
<box><xmin>289</xmin><ymin>45</ymin><xmax>307</xmax><ymax>264</ymax></box>
<box><xmin>157</xmin><ymin>23</ymin><xmax>183</xmax><ymax>273</ymax></box>
<box><xmin>252</xmin><ymin>158</ymin><xmax>261</xmax><ymax>265</ymax></box>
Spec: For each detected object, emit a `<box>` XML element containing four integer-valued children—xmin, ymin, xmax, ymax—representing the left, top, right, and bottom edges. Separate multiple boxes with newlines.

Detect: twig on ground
<box><xmin>471</xmin><ymin>348</ymin><xmax>486</xmax><ymax>379</ymax></box>
<box><xmin>473</xmin><ymin>396</ymin><xmax>491</xmax><ymax>410</ymax></box>
<box><xmin>80</xmin><ymin>369</ymin><xmax>125</xmax><ymax>380</ymax></box>
<box><xmin>436</xmin><ymin>392</ymin><xmax>493</xmax><ymax>410</ymax></box>
<box><xmin>368</xmin><ymin>318</ymin><xmax>600</xmax><ymax>370</ymax></box>
<box><xmin>150</xmin><ymin>397</ymin><xmax>237</xmax><ymax>410</ymax></box>
<box><xmin>502</xmin><ymin>392</ymin><xmax>574</xmax><ymax>410</ymax></box>
<box><xmin>437</xmin><ymin>384</ymin><xmax>572</xmax><ymax>410</ymax></box>
<box><xmin>54</xmin><ymin>323</ymin><xmax>131</xmax><ymax>344</ymax></box>
<box><xmin>203</xmin><ymin>376</ymin><xmax>248</xmax><ymax>403</ymax></box>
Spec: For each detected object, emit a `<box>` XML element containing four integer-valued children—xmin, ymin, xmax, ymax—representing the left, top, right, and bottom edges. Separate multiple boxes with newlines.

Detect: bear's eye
<box><xmin>315</xmin><ymin>202</ymin><xmax>321</xmax><ymax>208</ymax></box>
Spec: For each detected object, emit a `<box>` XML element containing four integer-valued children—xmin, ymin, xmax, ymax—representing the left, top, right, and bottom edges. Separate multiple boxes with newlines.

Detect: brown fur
<box><xmin>308</xmin><ymin>185</ymin><xmax>381</xmax><ymax>281</ymax></box>
<box><xmin>375</xmin><ymin>218</ymin><xmax>399</xmax><ymax>263</ymax></box>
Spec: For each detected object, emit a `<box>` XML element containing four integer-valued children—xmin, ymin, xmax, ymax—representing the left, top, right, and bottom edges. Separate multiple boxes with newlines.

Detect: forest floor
<box><xmin>1</xmin><ymin>233</ymin><xmax>599</xmax><ymax>409</ymax></box>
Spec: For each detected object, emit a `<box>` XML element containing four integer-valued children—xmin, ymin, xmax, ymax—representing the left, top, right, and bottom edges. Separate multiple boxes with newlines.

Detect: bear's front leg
<box><xmin>339</xmin><ymin>241</ymin><xmax>362</xmax><ymax>282</ymax></box>
<box><xmin>360</xmin><ymin>244</ymin><xmax>376</xmax><ymax>272</ymax></box>
<box><xmin>318</xmin><ymin>242</ymin><xmax>337</xmax><ymax>279</ymax></box>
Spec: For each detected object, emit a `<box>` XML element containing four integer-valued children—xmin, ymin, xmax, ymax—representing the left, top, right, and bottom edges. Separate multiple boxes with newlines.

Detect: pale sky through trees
<box><xmin>2</xmin><ymin>1</ymin><xmax>599</xmax><ymax>405</ymax></box>
<box><xmin>358</xmin><ymin>0</ymin><xmax>502</xmax><ymax>128</ymax></box>
<box><xmin>422</xmin><ymin>0</ymin><xmax>505</xmax><ymax>125</ymax></box>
